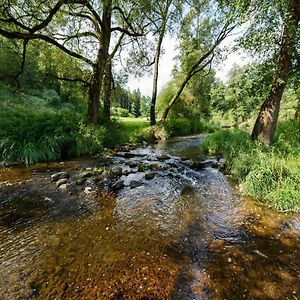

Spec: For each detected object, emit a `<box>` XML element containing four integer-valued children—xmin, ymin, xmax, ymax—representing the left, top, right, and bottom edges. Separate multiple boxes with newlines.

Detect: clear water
<box><xmin>0</xmin><ymin>136</ymin><xmax>299</xmax><ymax>299</ymax></box>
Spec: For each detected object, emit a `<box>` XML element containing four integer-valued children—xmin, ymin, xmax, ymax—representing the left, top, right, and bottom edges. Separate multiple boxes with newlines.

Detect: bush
<box><xmin>75</xmin><ymin>122</ymin><xmax>107</xmax><ymax>155</ymax></box>
<box><xmin>164</xmin><ymin>118</ymin><xmax>219</xmax><ymax>137</ymax></box>
<box><xmin>201</xmin><ymin>121</ymin><xmax>300</xmax><ymax>212</ymax></box>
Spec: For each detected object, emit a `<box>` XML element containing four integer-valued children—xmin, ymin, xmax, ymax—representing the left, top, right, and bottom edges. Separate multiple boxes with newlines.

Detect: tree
<box><xmin>0</xmin><ymin>0</ymin><xmax>145</xmax><ymax>124</ymax></box>
<box><xmin>147</xmin><ymin>0</ymin><xmax>181</xmax><ymax>125</ymax></box>
<box><xmin>251</xmin><ymin>0</ymin><xmax>300</xmax><ymax>145</ymax></box>
<box><xmin>159</xmin><ymin>1</ymin><xmax>240</xmax><ymax>125</ymax></box>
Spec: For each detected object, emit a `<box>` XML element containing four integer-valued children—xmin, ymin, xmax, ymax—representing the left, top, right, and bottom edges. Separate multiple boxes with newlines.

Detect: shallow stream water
<box><xmin>0</xmin><ymin>135</ymin><xmax>299</xmax><ymax>299</ymax></box>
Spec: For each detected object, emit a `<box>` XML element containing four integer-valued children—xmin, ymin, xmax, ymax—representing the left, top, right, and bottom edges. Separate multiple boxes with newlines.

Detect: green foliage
<box><xmin>202</xmin><ymin>121</ymin><xmax>300</xmax><ymax>212</ymax></box>
<box><xmin>75</xmin><ymin>122</ymin><xmax>107</xmax><ymax>156</ymax></box>
<box><xmin>165</xmin><ymin>118</ymin><xmax>219</xmax><ymax>137</ymax></box>
<box><xmin>111</xmin><ymin>107</ymin><xmax>132</xmax><ymax>117</ymax></box>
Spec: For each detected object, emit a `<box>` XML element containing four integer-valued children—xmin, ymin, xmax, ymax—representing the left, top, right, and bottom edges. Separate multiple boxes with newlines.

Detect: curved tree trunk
<box><xmin>251</xmin><ymin>0</ymin><xmax>300</xmax><ymax>145</ymax></box>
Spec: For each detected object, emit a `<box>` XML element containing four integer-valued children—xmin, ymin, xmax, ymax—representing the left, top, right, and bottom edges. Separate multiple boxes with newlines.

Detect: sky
<box><xmin>126</xmin><ymin>33</ymin><xmax>251</xmax><ymax>97</ymax></box>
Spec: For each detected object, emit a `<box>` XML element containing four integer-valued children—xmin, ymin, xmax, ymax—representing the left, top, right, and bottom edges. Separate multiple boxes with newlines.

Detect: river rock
<box><xmin>157</xmin><ymin>154</ymin><xmax>170</xmax><ymax>161</ymax></box>
<box><xmin>123</xmin><ymin>152</ymin><xmax>136</xmax><ymax>159</ymax></box>
<box><xmin>56</xmin><ymin>178</ymin><xmax>68</xmax><ymax>187</ymax></box>
<box><xmin>129</xmin><ymin>162</ymin><xmax>138</xmax><ymax>168</ymax></box>
<box><xmin>138</xmin><ymin>163</ymin><xmax>147</xmax><ymax>172</ymax></box>
<box><xmin>112</xmin><ymin>180</ymin><xmax>124</xmax><ymax>191</ymax></box>
<box><xmin>111</xmin><ymin>166</ymin><xmax>123</xmax><ymax>176</ymax></box>
<box><xmin>84</xmin><ymin>186</ymin><xmax>93</xmax><ymax>194</ymax></box>
<box><xmin>80</xmin><ymin>171</ymin><xmax>93</xmax><ymax>178</ymax></box>
<box><xmin>122</xmin><ymin>170</ymin><xmax>129</xmax><ymax>176</ymax></box>
<box><xmin>145</xmin><ymin>172</ymin><xmax>155</xmax><ymax>180</ymax></box>
<box><xmin>76</xmin><ymin>178</ymin><xmax>86</xmax><ymax>185</ymax></box>
<box><xmin>51</xmin><ymin>172</ymin><xmax>70</xmax><ymax>182</ymax></box>
<box><xmin>59</xmin><ymin>183</ymin><xmax>67</xmax><ymax>189</ymax></box>
<box><xmin>130</xmin><ymin>180</ymin><xmax>143</xmax><ymax>189</ymax></box>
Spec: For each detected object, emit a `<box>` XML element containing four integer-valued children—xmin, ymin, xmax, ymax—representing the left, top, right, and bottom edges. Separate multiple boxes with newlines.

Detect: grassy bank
<box><xmin>0</xmin><ymin>86</ymin><xmax>217</xmax><ymax>165</ymax></box>
<box><xmin>201</xmin><ymin>120</ymin><xmax>300</xmax><ymax>212</ymax></box>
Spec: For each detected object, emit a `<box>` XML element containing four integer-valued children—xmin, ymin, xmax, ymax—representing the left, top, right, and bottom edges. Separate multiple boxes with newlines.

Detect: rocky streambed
<box><xmin>0</xmin><ymin>135</ymin><xmax>299</xmax><ymax>299</ymax></box>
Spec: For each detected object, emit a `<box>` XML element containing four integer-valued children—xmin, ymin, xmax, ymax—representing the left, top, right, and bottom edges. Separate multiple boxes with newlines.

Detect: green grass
<box><xmin>201</xmin><ymin>120</ymin><xmax>300</xmax><ymax>212</ymax></box>
<box><xmin>164</xmin><ymin>118</ymin><xmax>219</xmax><ymax>137</ymax></box>
<box><xmin>116</xmin><ymin>117</ymin><xmax>152</xmax><ymax>144</ymax></box>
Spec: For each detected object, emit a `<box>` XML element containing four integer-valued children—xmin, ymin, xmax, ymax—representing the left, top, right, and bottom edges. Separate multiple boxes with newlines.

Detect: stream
<box><xmin>0</xmin><ymin>135</ymin><xmax>299</xmax><ymax>300</ymax></box>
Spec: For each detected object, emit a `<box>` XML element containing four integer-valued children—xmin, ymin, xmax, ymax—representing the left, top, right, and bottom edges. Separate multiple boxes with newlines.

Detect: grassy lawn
<box><xmin>116</xmin><ymin>117</ymin><xmax>151</xmax><ymax>144</ymax></box>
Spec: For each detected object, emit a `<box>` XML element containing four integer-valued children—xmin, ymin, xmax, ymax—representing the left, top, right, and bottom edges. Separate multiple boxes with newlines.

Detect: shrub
<box><xmin>75</xmin><ymin>122</ymin><xmax>107</xmax><ymax>155</ymax></box>
<box><xmin>201</xmin><ymin>121</ymin><xmax>300</xmax><ymax>212</ymax></box>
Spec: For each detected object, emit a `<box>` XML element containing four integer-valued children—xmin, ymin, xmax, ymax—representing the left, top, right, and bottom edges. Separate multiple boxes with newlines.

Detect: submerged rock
<box><xmin>112</xmin><ymin>180</ymin><xmax>125</xmax><ymax>191</ymax></box>
<box><xmin>157</xmin><ymin>154</ymin><xmax>170</xmax><ymax>161</ymax></box>
<box><xmin>145</xmin><ymin>172</ymin><xmax>155</xmax><ymax>180</ymax></box>
<box><xmin>111</xmin><ymin>166</ymin><xmax>123</xmax><ymax>176</ymax></box>
<box><xmin>76</xmin><ymin>178</ymin><xmax>86</xmax><ymax>185</ymax></box>
<box><xmin>130</xmin><ymin>180</ymin><xmax>143</xmax><ymax>189</ymax></box>
<box><xmin>80</xmin><ymin>171</ymin><xmax>93</xmax><ymax>178</ymax></box>
<box><xmin>138</xmin><ymin>163</ymin><xmax>147</xmax><ymax>172</ymax></box>
<box><xmin>51</xmin><ymin>172</ymin><xmax>70</xmax><ymax>182</ymax></box>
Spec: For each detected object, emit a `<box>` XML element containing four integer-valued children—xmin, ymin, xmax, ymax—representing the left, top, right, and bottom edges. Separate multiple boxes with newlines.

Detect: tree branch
<box><xmin>46</xmin><ymin>72</ymin><xmax>90</xmax><ymax>86</ymax></box>
<box><xmin>0</xmin><ymin>28</ymin><xmax>94</xmax><ymax>65</ymax></box>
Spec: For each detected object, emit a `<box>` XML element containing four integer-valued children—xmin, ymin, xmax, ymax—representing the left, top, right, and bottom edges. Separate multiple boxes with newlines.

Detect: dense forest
<box><xmin>0</xmin><ymin>0</ymin><xmax>299</xmax><ymax>211</ymax></box>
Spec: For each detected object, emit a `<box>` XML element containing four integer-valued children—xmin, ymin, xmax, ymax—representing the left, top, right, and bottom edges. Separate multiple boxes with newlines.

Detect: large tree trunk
<box><xmin>103</xmin><ymin>60</ymin><xmax>112</xmax><ymax>122</ymax></box>
<box><xmin>88</xmin><ymin>65</ymin><xmax>102</xmax><ymax>124</ymax></box>
<box><xmin>150</xmin><ymin>24</ymin><xmax>166</xmax><ymax>126</ymax></box>
<box><xmin>251</xmin><ymin>0</ymin><xmax>300</xmax><ymax>145</ymax></box>
<box><xmin>87</xmin><ymin>0</ymin><xmax>112</xmax><ymax>124</ymax></box>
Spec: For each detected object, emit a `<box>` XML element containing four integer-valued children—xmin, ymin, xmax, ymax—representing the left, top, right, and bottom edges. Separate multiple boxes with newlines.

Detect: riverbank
<box><xmin>201</xmin><ymin>120</ymin><xmax>300</xmax><ymax>212</ymax></box>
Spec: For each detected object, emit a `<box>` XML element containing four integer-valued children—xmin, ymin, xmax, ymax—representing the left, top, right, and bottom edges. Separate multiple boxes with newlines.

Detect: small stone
<box><xmin>157</xmin><ymin>154</ymin><xmax>170</xmax><ymax>161</ymax></box>
<box><xmin>112</xmin><ymin>180</ymin><xmax>124</xmax><ymax>191</ymax></box>
<box><xmin>138</xmin><ymin>163</ymin><xmax>147</xmax><ymax>172</ymax></box>
<box><xmin>111</xmin><ymin>166</ymin><xmax>122</xmax><ymax>176</ymax></box>
<box><xmin>51</xmin><ymin>172</ymin><xmax>70</xmax><ymax>182</ymax></box>
<box><xmin>59</xmin><ymin>183</ymin><xmax>67</xmax><ymax>189</ymax></box>
<box><xmin>129</xmin><ymin>162</ymin><xmax>138</xmax><ymax>168</ymax></box>
<box><xmin>145</xmin><ymin>172</ymin><xmax>155</xmax><ymax>180</ymax></box>
<box><xmin>76</xmin><ymin>178</ymin><xmax>86</xmax><ymax>185</ymax></box>
<box><xmin>56</xmin><ymin>178</ymin><xmax>68</xmax><ymax>187</ymax></box>
<box><xmin>130</xmin><ymin>180</ymin><xmax>143</xmax><ymax>189</ymax></box>
<box><xmin>227</xmin><ymin>257</ymin><xmax>232</xmax><ymax>263</ymax></box>
<box><xmin>123</xmin><ymin>152</ymin><xmax>136</xmax><ymax>158</ymax></box>
<box><xmin>122</xmin><ymin>170</ymin><xmax>129</xmax><ymax>176</ymax></box>
<box><xmin>84</xmin><ymin>187</ymin><xmax>93</xmax><ymax>194</ymax></box>
<box><xmin>80</xmin><ymin>171</ymin><xmax>93</xmax><ymax>178</ymax></box>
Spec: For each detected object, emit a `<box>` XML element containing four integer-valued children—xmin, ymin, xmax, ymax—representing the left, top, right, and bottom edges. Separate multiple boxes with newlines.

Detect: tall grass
<box><xmin>201</xmin><ymin>120</ymin><xmax>300</xmax><ymax>212</ymax></box>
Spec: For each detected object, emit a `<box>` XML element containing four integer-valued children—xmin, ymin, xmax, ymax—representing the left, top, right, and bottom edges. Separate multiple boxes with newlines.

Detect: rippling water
<box><xmin>0</xmin><ymin>136</ymin><xmax>299</xmax><ymax>299</ymax></box>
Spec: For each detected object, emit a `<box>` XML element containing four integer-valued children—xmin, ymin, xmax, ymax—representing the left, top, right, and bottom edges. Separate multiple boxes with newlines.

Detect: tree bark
<box><xmin>150</xmin><ymin>23</ymin><xmax>166</xmax><ymax>126</ymax></box>
<box><xmin>103</xmin><ymin>60</ymin><xmax>112</xmax><ymax>122</ymax></box>
<box><xmin>251</xmin><ymin>0</ymin><xmax>300</xmax><ymax>145</ymax></box>
<box><xmin>88</xmin><ymin>64</ymin><xmax>102</xmax><ymax>124</ymax></box>
<box><xmin>87</xmin><ymin>0</ymin><xmax>112</xmax><ymax>124</ymax></box>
